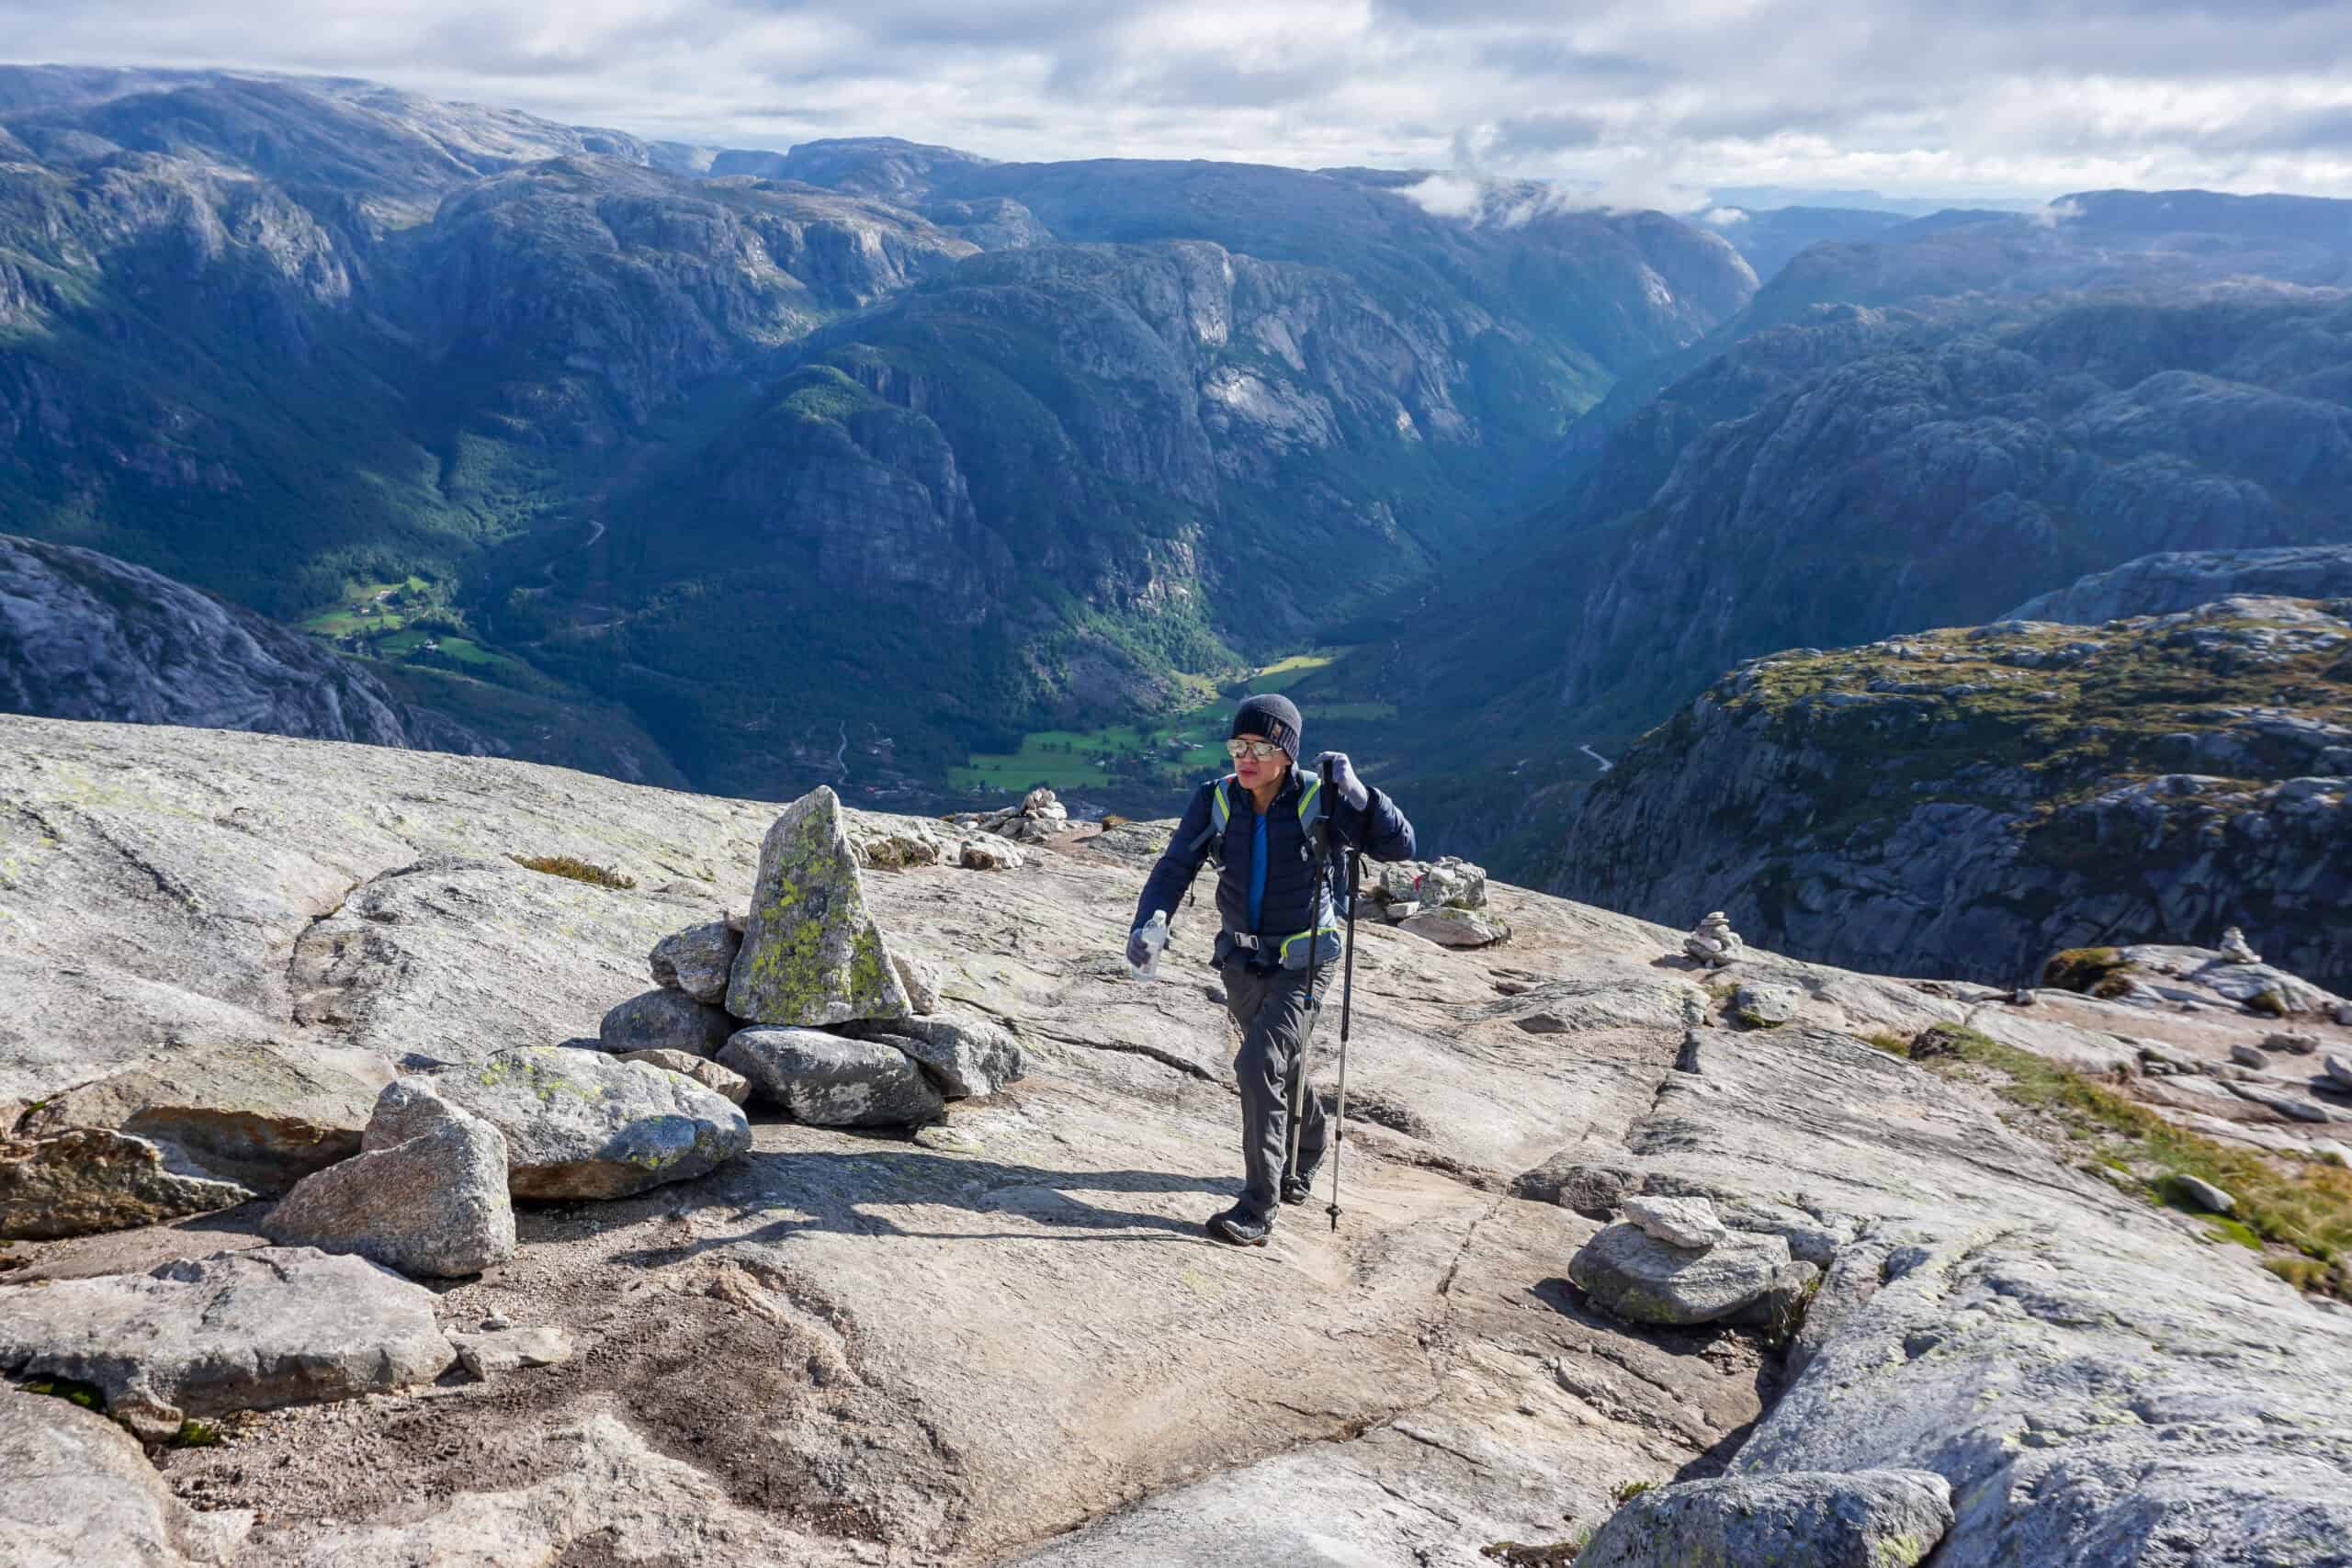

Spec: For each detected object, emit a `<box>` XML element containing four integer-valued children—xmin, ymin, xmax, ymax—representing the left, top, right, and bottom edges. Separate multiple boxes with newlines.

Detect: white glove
<box><xmin>1317</xmin><ymin>750</ymin><xmax>1369</xmax><ymax>811</ymax></box>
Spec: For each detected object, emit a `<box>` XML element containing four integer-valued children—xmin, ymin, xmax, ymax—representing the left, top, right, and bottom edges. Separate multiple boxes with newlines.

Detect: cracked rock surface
<box><xmin>0</xmin><ymin>716</ymin><xmax>2346</xmax><ymax>1565</ymax></box>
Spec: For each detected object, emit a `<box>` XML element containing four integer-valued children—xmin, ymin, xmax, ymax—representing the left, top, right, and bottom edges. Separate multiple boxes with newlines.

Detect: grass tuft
<box><xmin>508</xmin><ymin>854</ymin><xmax>637</xmax><ymax>890</ymax></box>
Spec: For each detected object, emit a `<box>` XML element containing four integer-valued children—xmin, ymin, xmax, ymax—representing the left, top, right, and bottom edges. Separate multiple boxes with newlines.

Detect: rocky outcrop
<box><xmin>0</xmin><ymin>1247</ymin><xmax>455</xmax><ymax>1439</ymax></box>
<box><xmin>1558</xmin><ymin>597</ymin><xmax>2352</xmax><ymax>991</ymax></box>
<box><xmin>719</xmin><ymin>1028</ymin><xmax>945</xmax><ymax>1127</ymax></box>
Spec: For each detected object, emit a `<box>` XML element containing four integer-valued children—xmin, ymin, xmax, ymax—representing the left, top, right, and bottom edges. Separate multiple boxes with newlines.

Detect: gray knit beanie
<box><xmin>1230</xmin><ymin>694</ymin><xmax>1303</xmax><ymax>761</ymax></box>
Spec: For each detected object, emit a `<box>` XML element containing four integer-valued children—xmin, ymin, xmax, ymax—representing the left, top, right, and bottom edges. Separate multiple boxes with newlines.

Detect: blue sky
<box><xmin>7</xmin><ymin>0</ymin><xmax>2351</xmax><ymax>204</ymax></box>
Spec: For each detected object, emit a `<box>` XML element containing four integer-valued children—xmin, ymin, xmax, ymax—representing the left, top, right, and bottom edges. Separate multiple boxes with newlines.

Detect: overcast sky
<box><xmin>9</xmin><ymin>0</ymin><xmax>2352</xmax><ymax>204</ymax></box>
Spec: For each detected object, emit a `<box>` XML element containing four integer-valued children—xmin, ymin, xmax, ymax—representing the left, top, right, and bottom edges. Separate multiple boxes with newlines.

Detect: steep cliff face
<box><xmin>0</xmin><ymin>534</ymin><xmax>688</xmax><ymax>785</ymax></box>
<box><xmin>1558</xmin><ymin>287</ymin><xmax>2352</xmax><ymax>740</ymax></box>
<box><xmin>1555</xmin><ymin>597</ymin><xmax>2352</xmax><ymax>989</ymax></box>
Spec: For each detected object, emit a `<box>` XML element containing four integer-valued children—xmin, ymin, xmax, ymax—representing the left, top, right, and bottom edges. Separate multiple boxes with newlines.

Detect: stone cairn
<box><xmin>945</xmin><ymin>786</ymin><xmax>1074</xmax><ymax>845</ymax></box>
<box><xmin>1684</xmin><ymin>911</ymin><xmax>1746</xmax><ymax>968</ymax></box>
<box><xmin>2218</xmin><ymin>926</ymin><xmax>2262</xmax><ymax>964</ymax></box>
<box><xmin>603</xmin><ymin>785</ymin><xmax>1029</xmax><ymax>1129</ymax></box>
<box><xmin>1566</xmin><ymin>1193</ymin><xmax>1818</xmax><ymax>1330</ymax></box>
<box><xmin>1368</xmin><ymin>855</ymin><xmax>1510</xmax><ymax>949</ymax></box>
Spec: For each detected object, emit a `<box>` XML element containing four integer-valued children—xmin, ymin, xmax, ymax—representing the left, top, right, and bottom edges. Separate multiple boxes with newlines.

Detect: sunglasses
<box><xmin>1225</xmin><ymin>738</ymin><xmax>1286</xmax><ymax>761</ymax></box>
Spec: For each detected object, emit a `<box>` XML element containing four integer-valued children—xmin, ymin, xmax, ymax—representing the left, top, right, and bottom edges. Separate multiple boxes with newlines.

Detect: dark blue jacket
<box><xmin>1133</xmin><ymin>764</ymin><xmax>1416</xmax><ymax>969</ymax></box>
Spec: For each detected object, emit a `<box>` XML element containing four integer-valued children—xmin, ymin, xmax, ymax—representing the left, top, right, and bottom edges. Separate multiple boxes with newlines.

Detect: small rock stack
<box><xmin>1684</xmin><ymin>911</ymin><xmax>1746</xmax><ymax>968</ymax></box>
<box><xmin>1566</xmin><ymin>1193</ymin><xmax>1819</xmax><ymax>1329</ymax></box>
<box><xmin>601</xmin><ymin>785</ymin><xmax>1028</xmax><ymax>1129</ymax></box>
<box><xmin>1370</xmin><ymin>855</ymin><xmax>1510</xmax><ymax>948</ymax></box>
<box><xmin>945</xmin><ymin>786</ymin><xmax>1075</xmax><ymax>844</ymax></box>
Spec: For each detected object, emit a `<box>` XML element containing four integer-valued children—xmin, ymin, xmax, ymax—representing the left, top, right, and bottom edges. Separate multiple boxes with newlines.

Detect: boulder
<box><xmin>435</xmin><ymin>1047</ymin><xmax>751</xmax><ymax>1201</ymax></box>
<box><xmin>843</xmin><ymin>1011</ymin><xmax>1027</xmax><ymax>1099</ymax></box>
<box><xmin>597</xmin><ymin>987</ymin><xmax>735</xmax><ymax>1057</ymax></box>
<box><xmin>2171</xmin><ymin>1174</ymin><xmax>2236</xmax><ymax>1215</ymax></box>
<box><xmin>853</xmin><ymin>819</ymin><xmax>956</xmax><ymax>869</ymax></box>
<box><xmin>720</xmin><ymin>1029</ymin><xmax>944</xmax><ymax>1127</ymax></box>
<box><xmin>1735</xmin><ymin>983</ymin><xmax>1802</xmax><ymax>1028</ymax></box>
<box><xmin>17</xmin><ymin>1042</ymin><xmax>378</xmax><ymax>1193</ymax></box>
<box><xmin>958</xmin><ymin>834</ymin><xmax>1026</xmax><ymax>871</ymax></box>
<box><xmin>1568</xmin><ymin>1222</ymin><xmax>1794</xmax><ymax>1325</ymax></box>
<box><xmin>726</xmin><ymin>787</ymin><xmax>913</xmax><ymax>1027</ymax></box>
<box><xmin>260</xmin><ymin>1082</ymin><xmax>515</xmax><ymax>1278</ymax></box>
<box><xmin>0</xmin><ymin>1247</ymin><xmax>455</xmax><ymax>1440</ymax></box>
<box><xmin>1623</xmin><ymin>1193</ymin><xmax>1728</xmax><ymax>1250</ymax></box>
<box><xmin>0</xmin><ymin>1129</ymin><xmax>254</xmax><ymax>1241</ymax></box>
<box><xmin>2324</xmin><ymin>1055</ymin><xmax>2352</xmax><ymax>1093</ymax></box>
<box><xmin>0</xmin><ymin>1384</ymin><xmax>254</xmax><ymax>1566</ymax></box>
<box><xmin>2263</xmin><ymin>1032</ymin><xmax>2319</xmax><ymax>1055</ymax></box>
<box><xmin>449</xmin><ymin>1325</ymin><xmax>573</xmax><ymax>1381</ymax></box>
<box><xmin>1418</xmin><ymin>857</ymin><xmax>1488</xmax><ymax>911</ymax></box>
<box><xmin>2232</xmin><ymin>1043</ymin><xmax>2269</xmax><ymax>1069</ymax></box>
<box><xmin>1579</xmin><ymin>1469</ymin><xmax>1955</xmax><ymax>1568</ymax></box>
<box><xmin>893</xmin><ymin>952</ymin><xmax>941</xmax><ymax>1015</ymax></box>
<box><xmin>622</xmin><ymin>1049</ymin><xmax>752</xmax><ymax>1105</ymax></box>
<box><xmin>1724</xmin><ymin>1258</ymin><xmax>1824</xmax><ymax>1329</ymax></box>
<box><xmin>1397</xmin><ymin>906</ymin><xmax>1510</xmax><ymax>948</ymax></box>
<box><xmin>647</xmin><ymin>921</ymin><xmax>741</xmax><ymax>1004</ymax></box>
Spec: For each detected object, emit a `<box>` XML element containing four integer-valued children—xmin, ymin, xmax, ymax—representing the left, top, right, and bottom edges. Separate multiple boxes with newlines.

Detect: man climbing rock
<box><xmin>1126</xmin><ymin>694</ymin><xmax>1417</xmax><ymax>1247</ymax></box>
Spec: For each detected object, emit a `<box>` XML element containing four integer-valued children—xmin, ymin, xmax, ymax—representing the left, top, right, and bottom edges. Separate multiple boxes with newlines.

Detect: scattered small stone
<box><xmin>1514</xmin><ymin>1011</ymin><xmax>1570</xmax><ymax>1034</ymax></box>
<box><xmin>2232</xmin><ymin>1043</ymin><xmax>2270</xmax><ymax>1069</ymax></box>
<box><xmin>2262</xmin><ymin>1032</ymin><xmax>2319</xmax><ymax>1055</ymax></box>
<box><xmin>481</xmin><ymin>1314</ymin><xmax>516</xmax><ymax>1331</ymax></box>
<box><xmin>1623</xmin><ymin>1194</ymin><xmax>1728</xmax><ymax>1250</ymax></box>
<box><xmin>2172</xmin><ymin>1174</ymin><xmax>2236</xmax><ymax>1215</ymax></box>
<box><xmin>957</xmin><ymin>836</ymin><xmax>1025</xmax><ymax>871</ymax></box>
<box><xmin>622</xmin><ymin>1049</ymin><xmax>752</xmax><ymax>1106</ymax></box>
<box><xmin>1684</xmin><ymin>911</ymin><xmax>1746</xmax><ymax>968</ymax></box>
<box><xmin>2011</xmin><ymin>987</ymin><xmax>2037</xmax><ymax>1006</ymax></box>
<box><xmin>648</xmin><ymin>921</ymin><xmax>742</xmax><ymax>1004</ymax></box>
<box><xmin>449</xmin><ymin>1325</ymin><xmax>572</xmax><ymax>1380</ymax></box>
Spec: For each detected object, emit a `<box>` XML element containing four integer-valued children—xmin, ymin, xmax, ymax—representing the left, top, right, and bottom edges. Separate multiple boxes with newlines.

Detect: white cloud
<box><xmin>5</xmin><ymin>0</ymin><xmax>2352</xmax><ymax>201</ymax></box>
<box><xmin>1702</xmin><ymin>207</ymin><xmax>1750</xmax><ymax>226</ymax></box>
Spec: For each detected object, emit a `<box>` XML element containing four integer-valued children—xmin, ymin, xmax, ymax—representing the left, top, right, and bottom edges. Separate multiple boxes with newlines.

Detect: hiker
<box><xmin>1125</xmin><ymin>694</ymin><xmax>1416</xmax><ymax>1247</ymax></box>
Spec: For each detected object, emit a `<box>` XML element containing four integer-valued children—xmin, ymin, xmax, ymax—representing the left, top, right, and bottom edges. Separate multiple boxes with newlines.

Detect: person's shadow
<box><xmin>606</xmin><ymin>1142</ymin><xmax>1237</xmax><ymax>1267</ymax></box>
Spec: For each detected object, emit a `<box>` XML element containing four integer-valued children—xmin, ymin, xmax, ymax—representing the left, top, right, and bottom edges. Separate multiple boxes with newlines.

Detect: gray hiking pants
<box><xmin>1226</xmin><ymin>962</ymin><xmax>1329</xmax><ymax>1223</ymax></box>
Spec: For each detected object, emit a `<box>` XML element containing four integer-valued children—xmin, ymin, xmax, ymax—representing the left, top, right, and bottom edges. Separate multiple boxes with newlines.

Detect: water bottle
<box><xmin>1130</xmin><ymin>909</ymin><xmax>1169</xmax><ymax>981</ymax></box>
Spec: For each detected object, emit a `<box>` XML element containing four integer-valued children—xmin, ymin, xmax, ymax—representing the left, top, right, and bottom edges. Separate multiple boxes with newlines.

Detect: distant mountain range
<box><xmin>5</xmin><ymin>64</ymin><xmax>2352</xmax><ymax>991</ymax></box>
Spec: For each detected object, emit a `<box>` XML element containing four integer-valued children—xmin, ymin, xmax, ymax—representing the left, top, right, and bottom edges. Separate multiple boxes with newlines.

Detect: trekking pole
<box><xmin>1284</xmin><ymin>757</ymin><xmax>1337</xmax><ymax>1192</ymax></box>
<box><xmin>1328</xmin><ymin>847</ymin><xmax>1360</xmax><ymax>1232</ymax></box>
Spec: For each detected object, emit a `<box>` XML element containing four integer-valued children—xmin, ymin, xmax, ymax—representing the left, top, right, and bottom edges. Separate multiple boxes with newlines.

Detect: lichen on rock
<box><xmin>726</xmin><ymin>787</ymin><xmax>913</xmax><ymax>1027</ymax></box>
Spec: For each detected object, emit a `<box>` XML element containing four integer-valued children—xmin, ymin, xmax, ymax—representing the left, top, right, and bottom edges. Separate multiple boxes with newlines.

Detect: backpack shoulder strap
<box><xmin>1186</xmin><ymin>774</ymin><xmax>1238</xmax><ymax>863</ymax></box>
<box><xmin>1295</xmin><ymin>768</ymin><xmax>1326</xmax><ymax>854</ymax></box>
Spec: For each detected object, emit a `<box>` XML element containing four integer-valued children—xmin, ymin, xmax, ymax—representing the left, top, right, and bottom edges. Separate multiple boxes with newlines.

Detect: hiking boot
<box><xmin>1205</xmin><ymin>1205</ymin><xmax>1272</xmax><ymax>1247</ymax></box>
<box><xmin>1280</xmin><ymin>1168</ymin><xmax>1321</xmax><ymax>1205</ymax></box>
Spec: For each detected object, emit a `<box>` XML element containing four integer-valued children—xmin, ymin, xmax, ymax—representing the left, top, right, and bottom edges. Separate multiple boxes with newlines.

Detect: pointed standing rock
<box><xmin>727</xmin><ymin>787</ymin><xmax>912</xmax><ymax>1027</ymax></box>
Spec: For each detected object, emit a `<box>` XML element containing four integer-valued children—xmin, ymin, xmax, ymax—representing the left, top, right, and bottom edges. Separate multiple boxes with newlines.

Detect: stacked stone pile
<box><xmin>944</xmin><ymin>786</ymin><xmax>1073</xmax><ymax>845</ymax></box>
<box><xmin>598</xmin><ymin>785</ymin><xmax>1028</xmax><ymax>1129</ymax></box>
<box><xmin>1367</xmin><ymin>854</ymin><xmax>1510</xmax><ymax>948</ymax></box>
<box><xmin>1566</xmin><ymin>1193</ymin><xmax>1820</xmax><ymax>1330</ymax></box>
